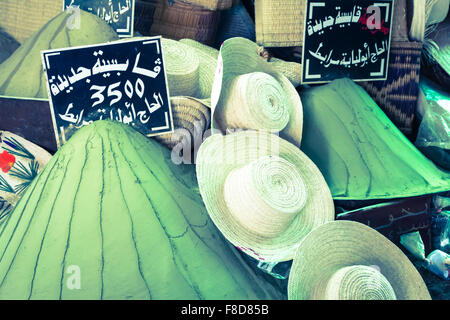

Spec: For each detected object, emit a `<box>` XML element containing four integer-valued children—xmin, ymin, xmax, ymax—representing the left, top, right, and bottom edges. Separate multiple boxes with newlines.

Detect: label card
<box><xmin>41</xmin><ymin>37</ymin><xmax>173</xmax><ymax>148</ymax></box>
<box><xmin>64</xmin><ymin>0</ymin><xmax>135</xmax><ymax>38</ymax></box>
<box><xmin>302</xmin><ymin>0</ymin><xmax>394</xmax><ymax>84</ymax></box>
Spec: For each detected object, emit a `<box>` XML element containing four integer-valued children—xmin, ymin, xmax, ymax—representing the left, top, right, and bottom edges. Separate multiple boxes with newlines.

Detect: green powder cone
<box><xmin>0</xmin><ymin>10</ymin><xmax>118</xmax><ymax>99</ymax></box>
<box><xmin>299</xmin><ymin>78</ymin><xmax>450</xmax><ymax>200</ymax></box>
<box><xmin>0</xmin><ymin>121</ymin><xmax>282</xmax><ymax>300</ymax></box>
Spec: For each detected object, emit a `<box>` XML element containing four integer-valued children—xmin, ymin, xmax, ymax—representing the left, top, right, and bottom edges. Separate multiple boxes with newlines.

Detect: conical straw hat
<box><xmin>211</xmin><ymin>37</ymin><xmax>303</xmax><ymax>147</ymax></box>
<box><xmin>288</xmin><ymin>221</ymin><xmax>431</xmax><ymax>300</ymax></box>
<box><xmin>196</xmin><ymin>130</ymin><xmax>334</xmax><ymax>262</ymax></box>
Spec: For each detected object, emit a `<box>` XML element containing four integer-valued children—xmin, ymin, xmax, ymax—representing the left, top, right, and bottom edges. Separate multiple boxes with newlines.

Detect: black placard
<box><xmin>41</xmin><ymin>37</ymin><xmax>173</xmax><ymax>148</ymax></box>
<box><xmin>301</xmin><ymin>0</ymin><xmax>394</xmax><ymax>84</ymax></box>
<box><xmin>63</xmin><ymin>0</ymin><xmax>135</xmax><ymax>38</ymax></box>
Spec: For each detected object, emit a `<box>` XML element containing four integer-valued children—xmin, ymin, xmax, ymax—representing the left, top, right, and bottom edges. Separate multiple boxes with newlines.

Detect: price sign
<box><xmin>42</xmin><ymin>37</ymin><xmax>173</xmax><ymax>148</ymax></box>
<box><xmin>64</xmin><ymin>0</ymin><xmax>135</xmax><ymax>38</ymax></box>
<box><xmin>302</xmin><ymin>0</ymin><xmax>394</xmax><ymax>83</ymax></box>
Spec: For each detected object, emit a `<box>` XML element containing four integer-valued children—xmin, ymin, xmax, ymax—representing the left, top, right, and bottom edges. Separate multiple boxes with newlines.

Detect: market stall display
<box><xmin>0</xmin><ymin>0</ymin><xmax>448</xmax><ymax>302</ymax></box>
<box><xmin>0</xmin><ymin>120</ymin><xmax>282</xmax><ymax>300</ymax></box>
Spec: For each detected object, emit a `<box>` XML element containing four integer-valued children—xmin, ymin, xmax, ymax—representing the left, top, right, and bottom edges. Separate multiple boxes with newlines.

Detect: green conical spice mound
<box><xmin>0</xmin><ymin>10</ymin><xmax>118</xmax><ymax>99</ymax></box>
<box><xmin>300</xmin><ymin>78</ymin><xmax>450</xmax><ymax>200</ymax></box>
<box><xmin>0</xmin><ymin>121</ymin><xmax>281</xmax><ymax>300</ymax></box>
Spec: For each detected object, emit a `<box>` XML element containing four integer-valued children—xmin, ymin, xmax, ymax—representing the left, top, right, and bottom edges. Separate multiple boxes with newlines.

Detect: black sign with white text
<box><xmin>41</xmin><ymin>37</ymin><xmax>173</xmax><ymax>148</ymax></box>
<box><xmin>64</xmin><ymin>0</ymin><xmax>135</xmax><ymax>37</ymax></box>
<box><xmin>302</xmin><ymin>0</ymin><xmax>394</xmax><ymax>84</ymax></box>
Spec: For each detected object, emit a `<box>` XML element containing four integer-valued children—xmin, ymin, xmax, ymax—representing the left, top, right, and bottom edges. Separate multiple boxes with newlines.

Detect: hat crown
<box><xmin>224</xmin><ymin>155</ymin><xmax>307</xmax><ymax>238</ymax></box>
<box><xmin>223</xmin><ymin>72</ymin><xmax>290</xmax><ymax>132</ymax></box>
<box><xmin>325</xmin><ymin>265</ymin><xmax>397</xmax><ymax>300</ymax></box>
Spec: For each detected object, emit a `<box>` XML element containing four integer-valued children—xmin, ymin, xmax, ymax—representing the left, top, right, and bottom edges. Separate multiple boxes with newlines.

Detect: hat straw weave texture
<box><xmin>288</xmin><ymin>221</ymin><xmax>432</xmax><ymax>300</ymax></box>
<box><xmin>196</xmin><ymin>130</ymin><xmax>334</xmax><ymax>262</ymax></box>
<box><xmin>211</xmin><ymin>37</ymin><xmax>303</xmax><ymax>146</ymax></box>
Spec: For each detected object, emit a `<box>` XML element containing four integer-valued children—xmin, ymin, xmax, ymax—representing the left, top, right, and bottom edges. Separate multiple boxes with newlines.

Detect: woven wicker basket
<box><xmin>255</xmin><ymin>0</ymin><xmax>305</xmax><ymax>47</ymax></box>
<box><xmin>360</xmin><ymin>41</ymin><xmax>423</xmax><ymax>137</ymax></box>
<box><xmin>0</xmin><ymin>0</ymin><xmax>62</xmax><ymax>43</ymax></box>
<box><xmin>215</xmin><ymin>0</ymin><xmax>255</xmax><ymax>46</ymax></box>
<box><xmin>0</xmin><ymin>0</ymin><xmax>61</xmax><ymax>43</ymax></box>
<box><xmin>135</xmin><ymin>0</ymin><xmax>221</xmax><ymax>45</ymax></box>
<box><xmin>177</xmin><ymin>0</ymin><xmax>232</xmax><ymax>10</ymax></box>
<box><xmin>255</xmin><ymin>0</ymin><xmax>411</xmax><ymax>47</ymax></box>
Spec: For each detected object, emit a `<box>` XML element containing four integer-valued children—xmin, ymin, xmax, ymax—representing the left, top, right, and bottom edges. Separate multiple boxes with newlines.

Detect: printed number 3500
<box><xmin>90</xmin><ymin>78</ymin><xmax>146</xmax><ymax>108</ymax></box>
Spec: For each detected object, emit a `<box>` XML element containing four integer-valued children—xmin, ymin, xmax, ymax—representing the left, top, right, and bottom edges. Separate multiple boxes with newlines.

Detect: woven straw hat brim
<box><xmin>154</xmin><ymin>97</ymin><xmax>211</xmax><ymax>148</ymax></box>
<box><xmin>287</xmin><ymin>221</ymin><xmax>431</xmax><ymax>300</ymax></box>
<box><xmin>180</xmin><ymin>38</ymin><xmax>303</xmax><ymax>88</ymax></box>
<box><xmin>409</xmin><ymin>0</ymin><xmax>426</xmax><ymax>41</ymax></box>
<box><xmin>269</xmin><ymin>58</ymin><xmax>302</xmax><ymax>88</ymax></box>
<box><xmin>426</xmin><ymin>0</ymin><xmax>449</xmax><ymax>26</ymax></box>
<box><xmin>162</xmin><ymin>38</ymin><xmax>217</xmax><ymax>103</ymax></box>
<box><xmin>196</xmin><ymin>130</ymin><xmax>334</xmax><ymax>262</ymax></box>
<box><xmin>211</xmin><ymin>37</ymin><xmax>303</xmax><ymax>147</ymax></box>
<box><xmin>171</xmin><ymin>97</ymin><xmax>211</xmax><ymax>130</ymax></box>
<box><xmin>180</xmin><ymin>38</ymin><xmax>220</xmax><ymax>60</ymax></box>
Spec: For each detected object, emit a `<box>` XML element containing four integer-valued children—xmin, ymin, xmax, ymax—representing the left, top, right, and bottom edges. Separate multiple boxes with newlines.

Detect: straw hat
<box><xmin>154</xmin><ymin>38</ymin><xmax>217</xmax><ymax>152</ymax></box>
<box><xmin>288</xmin><ymin>221</ymin><xmax>431</xmax><ymax>300</ymax></box>
<box><xmin>268</xmin><ymin>58</ymin><xmax>302</xmax><ymax>88</ymax></box>
<box><xmin>162</xmin><ymin>38</ymin><xmax>217</xmax><ymax>104</ymax></box>
<box><xmin>426</xmin><ymin>0</ymin><xmax>449</xmax><ymax>25</ymax></box>
<box><xmin>211</xmin><ymin>37</ymin><xmax>303</xmax><ymax>147</ymax></box>
<box><xmin>154</xmin><ymin>97</ymin><xmax>211</xmax><ymax>159</ymax></box>
<box><xmin>196</xmin><ymin>130</ymin><xmax>334</xmax><ymax>262</ymax></box>
<box><xmin>179</xmin><ymin>38</ymin><xmax>220</xmax><ymax>60</ymax></box>
<box><xmin>409</xmin><ymin>0</ymin><xmax>426</xmax><ymax>41</ymax></box>
<box><xmin>180</xmin><ymin>38</ymin><xmax>303</xmax><ymax>88</ymax></box>
<box><xmin>422</xmin><ymin>13</ymin><xmax>450</xmax><ymax>91</ymax></box>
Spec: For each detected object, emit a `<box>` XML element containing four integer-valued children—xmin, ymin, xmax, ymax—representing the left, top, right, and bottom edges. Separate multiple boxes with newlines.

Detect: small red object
<box><xmin>0</xmin><ymin>150</ymin><xmax>15</xmax><ymax>173</ymax></box>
